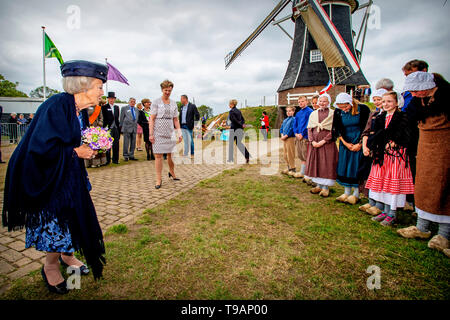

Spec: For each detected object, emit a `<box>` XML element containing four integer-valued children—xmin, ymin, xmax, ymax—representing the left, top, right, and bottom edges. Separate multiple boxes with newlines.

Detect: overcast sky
<box><xmin>0</xmin><ymin>0</ymin><xmax>449</xmax><ymax>115</ymax></box>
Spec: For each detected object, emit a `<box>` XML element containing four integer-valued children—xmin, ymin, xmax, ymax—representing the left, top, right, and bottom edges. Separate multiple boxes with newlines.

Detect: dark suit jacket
<box><xmin>102</xmin><ymin>103</ymin><xmax>120</xmax><ymax>129</ymax></box>
<box><xmin>179</xmin><ymin>102</ymin><xmax>200</xmax><ymax>130</ymax></box>
<box><xmin>229</xmin><ymin>107</ymin><xmax>245</xmax><ymax>130</ymax></box>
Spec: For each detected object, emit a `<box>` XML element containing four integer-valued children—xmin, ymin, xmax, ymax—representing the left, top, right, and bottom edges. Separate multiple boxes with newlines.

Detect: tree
<box><xmin>30</xmin><ymin>86</ymin><xmax>60</xmax><ymax>98</ymax></box>
<box><xmin>0</xmin><ymin>74</ymin><xmax>28</xmax><ymax>97</ymax></box>
<box><xmin>197</xmin><ymin>105</ymin><xmax>213</xmax><ymax>119</ymax></box>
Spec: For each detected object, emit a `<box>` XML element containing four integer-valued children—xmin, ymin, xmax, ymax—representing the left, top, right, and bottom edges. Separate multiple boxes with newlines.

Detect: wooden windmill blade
<box><xmin>296</xmin><ymin>0</ymin><xmax>361</xmax><ymax>83</ymax></box>
<box><xmin>224</xmin><ymin>0</ymin><xmax>291</xmax><ymax>69</ymax></box>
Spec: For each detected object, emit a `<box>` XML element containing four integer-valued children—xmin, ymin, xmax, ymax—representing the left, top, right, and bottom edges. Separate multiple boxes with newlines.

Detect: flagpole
<box><xmin>105</xmin><ymin>57</ymin><xmax>108</xmax><ymax>95</ymax></box>
<box><xmin>42</xmin><ymin>26</ymin><xmax>46</xmax><ymax>100</ymax></box>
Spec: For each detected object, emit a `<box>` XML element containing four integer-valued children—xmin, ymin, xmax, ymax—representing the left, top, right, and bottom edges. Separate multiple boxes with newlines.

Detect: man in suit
<box><xmin>179</xmin><ymin>95</ymin><xmax>200</xmax><ymax>157</ymax></box>
<box><xmin>102</xmin><ymin>92</ymin><xmax>121</xmax><ymax>164</ymax></box>
<box><xmin>120</xmin><ymin>97</ymin><xmax>138</xmax><ymax>161</ymax></box>
<box><xmin>227</xmin><ymin>99</ymin><xmax>250</xmax><ymax>164</ymax></box>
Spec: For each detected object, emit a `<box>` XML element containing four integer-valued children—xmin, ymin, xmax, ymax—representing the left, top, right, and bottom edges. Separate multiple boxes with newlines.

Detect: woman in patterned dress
<box><xmin>2</xmin><ymin>60</ymin><xmax>107</xmax><ymax>294</ymax></box>
<box><xmin>149</xmin><ymin>80</ymin><xmax>182</xmax><ymax>189</ymax></box>
<box><xmin>365</xmin><ymin>91</ymin><xmax>414</xmax><ymax>226</ymax></box>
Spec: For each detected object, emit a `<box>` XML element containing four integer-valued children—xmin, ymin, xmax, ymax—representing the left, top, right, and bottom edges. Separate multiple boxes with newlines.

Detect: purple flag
<box><xmin>107</xmin><ymin>62</ymin><xmax>129</xmax><ymax>85</ymax></box>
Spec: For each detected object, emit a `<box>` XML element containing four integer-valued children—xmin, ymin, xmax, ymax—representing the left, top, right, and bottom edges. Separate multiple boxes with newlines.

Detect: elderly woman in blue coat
<box><xmin>2</xmin><ymin>60</ymin><xmax>108</xmax><ymax>294</ymax></box>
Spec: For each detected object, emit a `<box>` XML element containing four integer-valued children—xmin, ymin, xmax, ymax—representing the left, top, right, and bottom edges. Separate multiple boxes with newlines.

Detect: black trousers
<box><xmin>228</xmin><ymin>129</ymin><xmax>250</xmax><ymax>161</ymax></box>
<box><xmin>106</xmin><ymin>126</ymin><xmax>120</xmax><ymax>163</ymax></box>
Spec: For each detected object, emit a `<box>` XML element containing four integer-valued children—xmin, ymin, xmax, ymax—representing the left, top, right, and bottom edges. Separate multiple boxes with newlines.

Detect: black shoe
<box><xmin>168</xmin><ymin>172</ymin><xmax>180</xmax><ymax>181</ymax></box>
<box><xmin>112</xmin><ymin>160</ymin><xmax>120</xmax><ymax>164</ymax></box>
<box><xmin>147</xmin><ymin>154</ymin><xmax>151</xmax><ymax>161</ymax></box>
<box><xmin>0</xmin><ymin>160</ymin><xmax>6</xmax><ymax>164</ymax></box>
<box><xmin>59</xmin><ymin>256</ymin><xmax>90</xmax><ymax>276</ymax></box>
<box><xmin>155</xmin><ymin>181</ymin><xmax>162</xmax><ymax>189</ymax></box>
<box><xmin>41</xmin><ymin>267</ymin><xmax>68</xmax><ymax>294</ymax></box>
<box><xmin>130</xmin><ymin>158</ymin><xmax>138</xmax><ymax>161</ymax></box>
<box><xmin>124</xmin><ymin>158</ymin><xmax>129</xmax><ymax>161</ymax></box>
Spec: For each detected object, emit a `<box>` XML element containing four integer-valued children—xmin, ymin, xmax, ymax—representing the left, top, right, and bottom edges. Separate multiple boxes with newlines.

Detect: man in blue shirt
<box><xmin>293</xmin><ymin>96</ymin><xmax>313</xmax><ymax>178</ymax></box>
<box><xmin>280</xmin><ymin>106</ymin><xmax>296</xmax><ymax>175</ymax></box>
<box><xmin>179</xmin><ymin>95</ymin><xmax>200</xmax><ymax>158</ymax></box>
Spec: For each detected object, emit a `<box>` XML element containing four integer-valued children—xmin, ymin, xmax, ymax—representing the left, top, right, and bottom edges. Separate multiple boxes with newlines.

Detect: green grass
<box><xmin>1</xmin><ymin>165</ymin><xmax>449</xmax><ymax>300</ymax></box>
<box><xmin>105</xmin><ymin>224</ymin><xmax>128</xmax><ymax>235</ymax></box>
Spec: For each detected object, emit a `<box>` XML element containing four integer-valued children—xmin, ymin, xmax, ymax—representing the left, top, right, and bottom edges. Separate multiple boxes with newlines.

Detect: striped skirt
<box><xmin>365</xmin><ymin>148</ymin><xmax>414</xmax><ymax>195</ymax></box>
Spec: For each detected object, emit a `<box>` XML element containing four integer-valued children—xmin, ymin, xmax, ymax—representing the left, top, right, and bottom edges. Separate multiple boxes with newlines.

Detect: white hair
<box><xmin>375</xmin><ymin>78</ymin><xmax>394</xmax><ymax>91</ymax></box>
<box><xmin>62</xmin><ymin>76</ymin><xmax>96</xmax><ymax>94</ymax></box>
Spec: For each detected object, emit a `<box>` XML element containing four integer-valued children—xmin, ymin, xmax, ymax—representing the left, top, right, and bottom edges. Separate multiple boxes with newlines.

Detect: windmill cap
<box><xmin>403</xmin><ymin>71</ymin><xmax>436</xmax><ymax>92</ymax></box>
<box><xmin>61</xmin><ymin>60</ymin><xmax>109</xmax><ymax>83</ymax></box>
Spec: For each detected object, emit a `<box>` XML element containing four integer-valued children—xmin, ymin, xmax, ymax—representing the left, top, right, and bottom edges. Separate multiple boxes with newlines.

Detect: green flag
<box><xmin>44</xmin><ymin>32</ymin><xmax>64</xmax><ymax>65</ymax></box>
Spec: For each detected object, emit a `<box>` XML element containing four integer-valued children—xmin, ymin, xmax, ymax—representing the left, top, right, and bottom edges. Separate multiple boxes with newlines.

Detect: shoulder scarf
<box><xmin>307</xmin><ymin>108</ymin><xmax>334</xmax><ymax>132</ymax></box>
<box><xmin>370</xmin><ymin>110</ymin><xmax>412</xmax><ymax>167</ymax></box>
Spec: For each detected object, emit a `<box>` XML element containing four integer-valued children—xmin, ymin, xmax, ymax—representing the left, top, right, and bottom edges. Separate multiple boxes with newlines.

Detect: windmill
<box><xmin>225</xmin><ymin>0</ymin><xmax>373</xmax><ymax>118</ymax></box>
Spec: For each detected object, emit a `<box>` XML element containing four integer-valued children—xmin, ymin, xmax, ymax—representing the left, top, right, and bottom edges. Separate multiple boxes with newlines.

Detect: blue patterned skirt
<box><xmin>25</xmin><ymin>212</ymin><xmax>74</xmax><ymax>253</ymax></box>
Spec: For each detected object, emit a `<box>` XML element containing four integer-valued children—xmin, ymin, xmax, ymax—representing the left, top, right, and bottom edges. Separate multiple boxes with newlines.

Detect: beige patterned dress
<box><xmin>150</xmin><ymin>98</ymin><xmax>179</xmax><ymax>154</ymax></box>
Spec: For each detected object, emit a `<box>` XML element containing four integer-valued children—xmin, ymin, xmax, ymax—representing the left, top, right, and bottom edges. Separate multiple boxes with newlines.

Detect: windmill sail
<box><xmin>224</xmin><ymin>0</ymin><xmax>291</xmax><ymax>69</ymax></box>
<box><xmin>296</xmin><ymin>0</ymin><xmax>360</xmax><ymax>83</ymax></box>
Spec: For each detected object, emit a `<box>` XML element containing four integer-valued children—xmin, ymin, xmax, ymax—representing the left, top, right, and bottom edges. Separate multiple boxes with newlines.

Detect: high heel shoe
<box><xmin>155</xmin><ymin>181</ymin><xmax>162</xmax><ymax>189</ymax></box>
<box><xmin>41</xmin><ymin>266</ymin><xmax>68</xmax><ymax>294</ymax></box>
<box><xmin>168</xmin><ymin>172</ymin><xmax>180</xmax><ymax>181</ymax></box>
<box><xmin>59</xmin><ymin>255</ymin><xmax>90</xmax><ymax>276</ymax></box>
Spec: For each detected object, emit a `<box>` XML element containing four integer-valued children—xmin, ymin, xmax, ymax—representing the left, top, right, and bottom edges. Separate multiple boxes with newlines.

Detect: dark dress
<box><xmin>333</xmin><ymin>104</ymin><xmax>370</xmax><ymax>188</ymax></box>
<box><xmin>2</xmin><ymin>93</ymin><xmax>105</xmax><ymax>279</ymax></box>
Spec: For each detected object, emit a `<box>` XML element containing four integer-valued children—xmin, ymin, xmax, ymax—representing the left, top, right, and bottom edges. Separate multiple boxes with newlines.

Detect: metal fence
<box><xmin>1</xmin><ymin>123</ymin><xmax>205</xmax><ymax>145</ymax></box>
<box><xmin>1</xmin><ymin>123</ymin><xmax>30</xmax><ymax>145</ymax></box>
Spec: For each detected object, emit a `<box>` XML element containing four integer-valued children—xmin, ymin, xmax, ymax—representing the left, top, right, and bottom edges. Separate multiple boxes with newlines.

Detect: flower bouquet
<box><xmin>81</xmin><ymin>126</ymin><xmax>114</xmax><ymax>153</ymax></box>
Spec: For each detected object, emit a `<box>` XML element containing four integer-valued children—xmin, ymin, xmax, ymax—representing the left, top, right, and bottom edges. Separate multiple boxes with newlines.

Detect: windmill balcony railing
<box><xmin>287</xmin><ymin>91</ymin><xmax>320</xmax><ymax>105</ymax></box>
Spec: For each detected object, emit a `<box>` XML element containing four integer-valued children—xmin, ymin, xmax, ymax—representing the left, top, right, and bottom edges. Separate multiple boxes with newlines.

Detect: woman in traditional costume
<box><xmin>2</xmin><ymin>60</ymin><xmax>108</xmax><ymax>294</ymax></box>
<box><xmin>365</xmin><ymin>91</ymin><xmax>414</xmax><ymax>227</ymax></box>
<box><xmin>358</xmin><ymin>88</ymin><xmax>388</xmax><ymax>214</ymax></box>
<box><xmin>397</xmin><ymin>72</ymin><xmax>450</xmax><ymax>256</ymax></box>
<box><xmin>332</xmin><ymin>93</ymin><xmax>370</xmax><ymax>205</ymax></box>
<box><xmin>304</xmin><ymin>93</ymin><xmax>338</xmax><ymax>198</ymax></box>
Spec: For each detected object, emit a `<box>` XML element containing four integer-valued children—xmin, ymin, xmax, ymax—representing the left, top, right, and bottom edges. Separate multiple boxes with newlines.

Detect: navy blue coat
<box><xmin>2</xmin><ymin>93</ymin><xmax>105</xmax><ymax>278</ymax></box>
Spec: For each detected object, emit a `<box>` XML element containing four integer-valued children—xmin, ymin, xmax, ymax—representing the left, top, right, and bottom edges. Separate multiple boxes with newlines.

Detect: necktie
<box><xmin>131</xmin><ymin>106</ymin><xmax>136</xmax><ymax>120</ymax></box>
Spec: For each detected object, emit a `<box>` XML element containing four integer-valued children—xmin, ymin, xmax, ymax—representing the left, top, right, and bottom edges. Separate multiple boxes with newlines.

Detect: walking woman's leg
<box><xmin>155</xmin><ymin>154</ymin><xmax>163</xmax><ymax>184</ymax></box>
<box><xmin>167</xmin><ymin>153</ymin><xmax>176</xmax><ymax>178</ymax></box>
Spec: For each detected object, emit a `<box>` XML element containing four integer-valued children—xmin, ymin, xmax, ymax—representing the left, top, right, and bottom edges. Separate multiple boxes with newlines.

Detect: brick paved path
<box><xmin>0</xmin><ymin>138</ymin><xmax>281</xmax><ymax>293</ymax></box>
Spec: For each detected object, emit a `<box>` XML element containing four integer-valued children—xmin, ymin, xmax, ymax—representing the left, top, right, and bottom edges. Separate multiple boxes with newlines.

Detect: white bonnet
<box><xmin>371</xmin><ymin>88</ymin><xmax>388</xmax><ymax>100</ymax></box>
<box><xmin>403</xmin><ymin>71</ymin><xmax>436</xmax><ymax>92</ymax></box>
<box><xmin>334</xmin><ymin>92</ymin><xmax>353</xmax><ymax>107</ymax></box>
<box><xmin>318</xmin><ymin>93</ymin><xmax>331</xmax><ymax>106</ymax></box>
